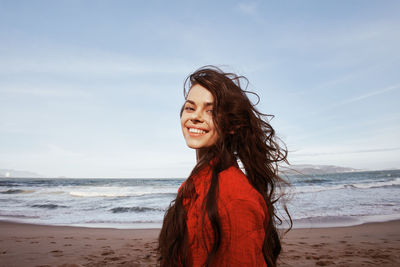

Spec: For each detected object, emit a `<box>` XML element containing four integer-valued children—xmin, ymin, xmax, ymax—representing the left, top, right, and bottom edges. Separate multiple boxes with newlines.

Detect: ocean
<box><xmin>1</xmin><ymin>169</ymin><xmax>399</xmax><ymax>229</ymax></box>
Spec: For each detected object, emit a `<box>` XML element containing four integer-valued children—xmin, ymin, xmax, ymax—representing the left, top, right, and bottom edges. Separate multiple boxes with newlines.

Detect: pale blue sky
<box><xmin>1</xmin><ymin>0</ymin><xmax>399</xmax><ymax>178</ymax></box>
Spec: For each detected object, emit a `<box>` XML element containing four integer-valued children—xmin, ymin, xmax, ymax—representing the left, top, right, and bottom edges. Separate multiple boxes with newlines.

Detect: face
<box><xmin>181</xmin><ymin>84</ymin><xmax>219</xmax><ymax>149</ymax></box>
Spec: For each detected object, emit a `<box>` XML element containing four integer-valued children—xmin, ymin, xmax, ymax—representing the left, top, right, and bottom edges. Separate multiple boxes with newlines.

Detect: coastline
<box><xmin>1</xmin><ymin>220</ymin><xmax>399</xmax><ymax>266</ymax></box>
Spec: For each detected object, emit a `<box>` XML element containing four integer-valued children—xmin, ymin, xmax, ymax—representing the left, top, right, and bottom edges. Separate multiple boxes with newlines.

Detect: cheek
<box><xmin>180</xmin><ymin>114</ymin><xmax>187</xmax><ymax>127</ymax></box>
<box><xmin>209</xmin><ymin>122</ymin><xmax>220</xmax><ymax>143</ymax></box>
<box><xmin>211</xmin><ymin>131</ymin><xmax>219</xmax><ymax>143</ymax></box>
<box><xmin>181</xmin><ymin>115</ymin><xmax>190</xmax><ymax>137</ymax></box>
<box><xmin>209</xmin><ymin>119</ymin><xmax>217</xmax><ymax>134</ymax></box>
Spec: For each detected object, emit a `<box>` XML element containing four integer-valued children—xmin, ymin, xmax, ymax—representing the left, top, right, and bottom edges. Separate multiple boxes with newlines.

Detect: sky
<box><xmin>0</xmin><ymin>0</ymin><xmax>399</xmax><ymax>178</ymax></box>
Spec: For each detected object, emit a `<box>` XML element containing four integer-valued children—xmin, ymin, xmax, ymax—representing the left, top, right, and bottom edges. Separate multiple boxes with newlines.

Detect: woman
<box><xmin>158</xmin><ymin>66</ymin><xmax>290</xmax><ymax>267</ymax></box>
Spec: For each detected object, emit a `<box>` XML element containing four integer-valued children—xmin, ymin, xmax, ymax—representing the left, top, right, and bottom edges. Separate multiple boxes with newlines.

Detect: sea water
<box><xmin>0</xmin><ymin>170</ymin><xmax>399</xmax><ymax>229</ymax></box>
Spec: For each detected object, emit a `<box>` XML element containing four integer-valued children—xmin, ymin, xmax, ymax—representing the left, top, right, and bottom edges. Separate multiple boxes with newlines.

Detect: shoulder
<box><xmin>218</xmin><ymin>166</ymin><xmax>266</xmax><ymax>208</ymax></box>
<box><xmin>217</xmin><ymin>166</ymin><xmax>269</xmax><ymax>229</ymax></box>
<box><xmin>218</xmin><ymin>166</ymin><xmax>249</xmax><ymax>192</ymax></box>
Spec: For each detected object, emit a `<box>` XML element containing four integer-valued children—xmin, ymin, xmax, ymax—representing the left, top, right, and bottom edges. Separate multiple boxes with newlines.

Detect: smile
<box><xmin>188</xmin><ymin>128</ymin><xmax>207</xmax><ymax>134</ymax></box>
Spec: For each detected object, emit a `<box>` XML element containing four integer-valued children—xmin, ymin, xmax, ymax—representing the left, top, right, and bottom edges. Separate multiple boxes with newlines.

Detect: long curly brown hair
<box><xmin>158</xmin><ymin>66</ymin><xmax>291</xmax><ymax>267</ymax></box>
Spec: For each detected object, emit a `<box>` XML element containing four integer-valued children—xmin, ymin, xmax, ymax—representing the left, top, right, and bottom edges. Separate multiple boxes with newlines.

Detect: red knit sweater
<box><xmin>181</xmin><ymin>165</ymin><xmax>268</xmax><ymax>266</ymax></box>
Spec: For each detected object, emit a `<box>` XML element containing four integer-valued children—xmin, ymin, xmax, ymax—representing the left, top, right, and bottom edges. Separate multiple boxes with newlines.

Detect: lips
<box><xmin>189</xmin><ymin>128</ymin><xmax>206</xmax><ymax>134</ymax></box>
<box><xmin>187</xmin><ymin>127</ymin><xmax>208</xmax><ymax>135</ymax></box>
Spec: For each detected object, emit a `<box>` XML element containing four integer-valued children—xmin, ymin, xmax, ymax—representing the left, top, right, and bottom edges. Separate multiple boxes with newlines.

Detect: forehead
<box><xmin>186</xmin><ymin>84</ymin><xmax>214</xmax><ymax>104</ymax></box>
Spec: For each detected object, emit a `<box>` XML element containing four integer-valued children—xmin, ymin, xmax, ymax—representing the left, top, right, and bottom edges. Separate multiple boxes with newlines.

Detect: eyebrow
<box><xmin>185</xmin><ymin>99</ymin><xmax>214</xmax><ymax>107</ymax></box>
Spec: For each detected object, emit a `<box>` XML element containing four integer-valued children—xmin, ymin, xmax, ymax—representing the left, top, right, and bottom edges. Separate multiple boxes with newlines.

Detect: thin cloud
<box><xmin>340</xmin><ymin>84</ymin><xmax>400</xmax><ymax>105</ymax></box>
<box><xmin>293</xmin><ymin>147</ymin><xmax>400</xmax><ymax>157</ymax></box>
<box><xmin>304</xmin><ymin>83</ymin><xmax>400</xmax><ymax>116</ymax></box>
<box><xmin>0</xmin><ymin>58</ymin><xmax>190</xmax><ymax>76</ymax></box>
<box><xmin>0</xmin><ymin>85</ymin><xmax>91</xmax><ymax>98</ymax></box>
<box><xmin>236</xmin><ymin>2</ymin><xmax>258</xmax><ymax>16</ymax></box>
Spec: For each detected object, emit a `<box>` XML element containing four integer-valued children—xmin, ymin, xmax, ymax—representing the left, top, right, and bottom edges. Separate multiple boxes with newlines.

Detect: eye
<box><xmin>184</xmin><ymin>105</ymin><xmax>194</xmax><ymax>111</ymax></box>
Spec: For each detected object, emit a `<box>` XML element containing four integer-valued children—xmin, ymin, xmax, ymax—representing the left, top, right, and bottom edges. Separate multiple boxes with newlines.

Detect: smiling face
<box><xmin>181</xmin><ymin>84</ymin><xmax>219</xmax><ymax>150</ymax></box>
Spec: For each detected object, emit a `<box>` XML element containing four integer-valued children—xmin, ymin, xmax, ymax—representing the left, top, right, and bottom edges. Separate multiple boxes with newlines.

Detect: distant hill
<box><xmin>1</xmin><ymin>164</ymin><xmax>368</xmax><ymax>178</ymax></box>
<box><xmin>281</xmin><ymin>164</ymin><xmax>362</xmax><ymax>175</ymax></box>
<box><xmin>0</xmin><ymin>169</ymin><xmax>44</xmax><ymax>178</ymax></box>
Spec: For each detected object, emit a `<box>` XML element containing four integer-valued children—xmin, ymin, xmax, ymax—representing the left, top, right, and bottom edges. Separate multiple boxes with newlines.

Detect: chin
<box><xmin>186</xmin><ymin>143</ymin><xmax>205</xmax><ymax>149</ymax></box>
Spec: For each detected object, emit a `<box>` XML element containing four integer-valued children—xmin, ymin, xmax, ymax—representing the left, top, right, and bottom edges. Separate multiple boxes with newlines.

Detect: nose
<box><xmin>190</xmin><ymin>109</ymin><xmax>203</xmax><ymax>123</ymax></box>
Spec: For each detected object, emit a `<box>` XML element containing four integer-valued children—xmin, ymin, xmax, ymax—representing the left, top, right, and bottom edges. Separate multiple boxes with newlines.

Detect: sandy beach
<box><xmin>0</xmin><ymin>220</ymin><xmax>399</xmax><ymax>267</ymax></box>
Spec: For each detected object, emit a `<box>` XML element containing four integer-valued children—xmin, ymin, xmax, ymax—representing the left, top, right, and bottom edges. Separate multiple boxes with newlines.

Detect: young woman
<box><xmin>158</xmin><ymin>66</ymin><xmax>290</xmax><ymax>267</ymax></box>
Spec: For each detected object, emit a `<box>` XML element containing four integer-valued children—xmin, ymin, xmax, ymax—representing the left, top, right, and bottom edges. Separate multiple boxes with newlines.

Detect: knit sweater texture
<box><xmin>182</xmin><ymin>164</ymin><xmax>268</xmax><ymax>266</ymax></box>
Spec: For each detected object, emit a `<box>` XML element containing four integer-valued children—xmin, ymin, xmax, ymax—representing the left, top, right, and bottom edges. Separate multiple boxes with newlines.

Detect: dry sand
<box><xmin>0</xmin><ymin>220</ymin><xmax>399</xmax><ymax>266</ymax></box>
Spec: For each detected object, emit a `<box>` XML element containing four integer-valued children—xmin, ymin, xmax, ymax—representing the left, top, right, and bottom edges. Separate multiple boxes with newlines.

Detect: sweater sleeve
<box><xmin>218</xmin><ymin>198</ymin><xmax>268</xmax><ymax>266</ymax></box>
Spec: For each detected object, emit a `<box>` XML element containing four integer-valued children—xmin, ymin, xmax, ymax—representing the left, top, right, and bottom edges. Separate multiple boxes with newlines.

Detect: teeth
<box><xmin>189</xmin><ymin>128</ymin><xmax>206</xmax><ymax>134</ymax></box>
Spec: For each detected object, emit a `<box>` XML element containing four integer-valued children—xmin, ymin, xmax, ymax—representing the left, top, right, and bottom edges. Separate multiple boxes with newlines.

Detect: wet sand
<box><xmin>0</xmin><ymin>220</ymin><xmax>399</xmax><ymax>266</ymax></box>
<box><xmin>279</xmin><ymin>220</ymin><xmax>400</xmax><ymax>266</ymax></box>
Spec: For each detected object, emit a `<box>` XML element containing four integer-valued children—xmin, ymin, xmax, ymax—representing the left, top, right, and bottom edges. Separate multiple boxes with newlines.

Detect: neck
<box><xmin>196</xmin><ymin>148</ymin><xmax>208</xmax><ymax>162</ymax></box>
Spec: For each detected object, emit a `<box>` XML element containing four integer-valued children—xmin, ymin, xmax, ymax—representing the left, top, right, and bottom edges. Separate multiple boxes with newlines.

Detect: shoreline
<box><xmin>3</xmin><ymin>212</ymin><xmax>400</xmax><ymax>230</ymax></box>
<box><xmin>1</xmin><ymin>220</ymin><xmax>400</xmax><ymax>266</ymax></box>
